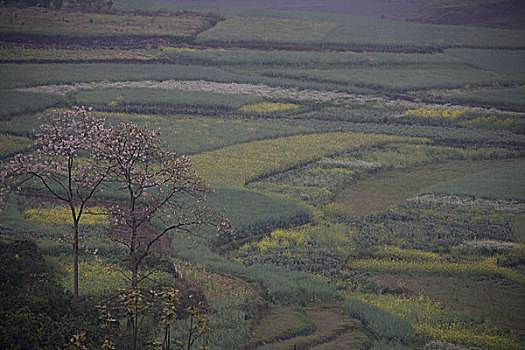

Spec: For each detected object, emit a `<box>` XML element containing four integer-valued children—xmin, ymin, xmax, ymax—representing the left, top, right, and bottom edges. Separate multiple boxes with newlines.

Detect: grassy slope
<box><xmin>372</xmin><ymin>274</ymin><xmax>525</xmax><ymax>331</ymax></box>
<box><xmin>424</xmin><ymin>162</ymin><xmax>525</xmax><ymax>200</ymax></box>
<box><xmin>114</xmin><ymin>0</ymin><xmax>525</xmax><ymax>50</ymax></box>
<box><xmin>0</xmin><ymin>6</ymin><xmax>210</xmax><ymax>37</ymax></box>
<box><xmin>336</xmin><ymin>159</ymin><xmax>523</xmax><ymax>217</ymax></box>
<box><xmin>1</xmin><ymin>2</ymin><xmax>525</xmax><ymax>349</ymax></box>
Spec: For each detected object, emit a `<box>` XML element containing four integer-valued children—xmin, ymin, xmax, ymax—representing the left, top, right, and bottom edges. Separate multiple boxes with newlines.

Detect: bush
<box><xmin>0</xmin><ymin>238</ymin><xmax>103</xmax><ymax>349</ymax></box>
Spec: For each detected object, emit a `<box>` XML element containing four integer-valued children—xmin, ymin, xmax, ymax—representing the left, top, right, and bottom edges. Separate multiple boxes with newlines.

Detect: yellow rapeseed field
<box><xmin>24</xmin><ymin>207</ymin><xmax>110</xmax><ymax>226</ymax></box>
<box><xmin>404</xmin><ymin>108</ymin><xmax>465</xmax><ymax>119</ymax></box>
<box><xmin>0</xmin><ymin>133</ymin><xmax>33</xmax><ymax>158</ymax></box>
<box><xmin>239</xmin><ymin>102</ymin><xmax>301</xmax><ymax>114</ymax></box>
<box><xmin>347</xmin><ymin>256</ymin><xmax>525</xmax><ymax>284</ymax></box>
<box><xmin>192</xmin><ymin>132</ymin><xmax>428</xmax><ymax>188</ymax></box>
<box><xmin>356</xmin><ymin>293</ymin><xmax>523</xmax><ymax>349</ymax></box>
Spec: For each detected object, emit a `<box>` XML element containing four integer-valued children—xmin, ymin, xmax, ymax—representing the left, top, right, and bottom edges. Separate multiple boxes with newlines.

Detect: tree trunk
<box><xmin>130</xmin><ymin>236</ymin><xmax>138</xmax><ymax>290</ymax></box>
<box><xmin>128</xmin><ymin>227</ymin><xmax>139</xmax><ymax>350</ymax></box>
<box><xmin>73</xmin><ymin>221</ymin><xmax>79</xmax><ymax>299</ymax></box>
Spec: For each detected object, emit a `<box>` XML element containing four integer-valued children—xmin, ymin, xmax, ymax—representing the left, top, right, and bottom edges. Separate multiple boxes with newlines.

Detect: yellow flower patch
<box><xmin>375</xmin><ymin>246</ymin><xmax>442</xmax><ymax>262</ymax></box>
<box><xmin>93</xmin><ymin>111</ymin><xmax>160</xmax><ymax>120</ymax></box>
<box><xmin>192</xmin><ymin>132</ymin><xmax>428</xmax><ymax>188</ymax></box>
<box><xmin>404</xmin><ymin>108</ymin><xmax>465</xmax><ymax>119</ymax></box>
<box><xmin>468</xmin><ymin>115</ymin><xmax>516</xmax><ymax>130</ymax></box>
<box><xmin>257</xmin><ymin>228</ymin><xmax>310</xmax><ymax>252</ymax></box>
<box><xmin>356</xmin><ymin>293</ymin><xmax>523</xmax><ymax>349</ymax></box>
<box><xmin>254</xmin><ymin>223</ymin><xmax>354</xmax><ymax>254</ymax></box>
<box><xmin>161</xmin><ymin>46</ymin><xmax>225</xmax><ymax>53</ymax></box>
<box><xmin>24</xmin><ymin>207</ymin><xmax>110</xmax><ymax>226</ymax></box>
<box><xmin>348</xmin><ymin>256</ymin><xmax>525</xmax><ymax>284</ymax></box>
<box><xmin>0</xmin><ymin>133</ymin><xmax>33</xmax><ymax>158</ymax></box>
<box><xmin>239</xmin><ymin>102</ymin><xmax>301</xmax><ymax>114</ymax></box>
<box><xmin>63</xmin><ymin>261</ymin><xmax>127</xmax><ymax>294</ymax></box>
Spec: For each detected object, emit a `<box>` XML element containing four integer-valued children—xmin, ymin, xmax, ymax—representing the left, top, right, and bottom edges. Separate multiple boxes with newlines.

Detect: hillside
<box><xmin>0</xmin><ymin>1</ymin><xmax>524</xmax><ymax>349</ymax></box>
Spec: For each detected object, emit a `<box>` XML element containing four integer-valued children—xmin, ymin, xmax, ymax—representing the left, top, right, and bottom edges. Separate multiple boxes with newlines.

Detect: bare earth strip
<box><xmin>14</xmin><ymin>80</ymin><xmax>355</xmax><ymax>102</ymax></box>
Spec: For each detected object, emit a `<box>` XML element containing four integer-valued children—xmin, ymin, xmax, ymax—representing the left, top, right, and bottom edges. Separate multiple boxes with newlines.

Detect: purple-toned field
<box><xmin>162</xmin><ymin>0</ymin><xmax>525</xmax><ymax>29</ymax></box>
<box><xmin>163</xmin><ymin>0</ymin><xmax>410</xmax><ymax>19</ymax></box>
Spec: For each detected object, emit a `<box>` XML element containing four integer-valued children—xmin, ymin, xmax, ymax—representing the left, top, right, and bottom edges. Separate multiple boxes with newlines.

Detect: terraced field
<box><xmin>0</xmin><ymin>1</ymin><xmax>524</xmax><ymax>349</ymax></box>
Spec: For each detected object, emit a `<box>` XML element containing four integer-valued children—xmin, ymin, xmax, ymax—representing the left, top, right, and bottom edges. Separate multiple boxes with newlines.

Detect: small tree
<box><xmin>101</xmin><ymin>122</ymin><xmax>232</xmax><ymax>290</ymax></box>
<box><xmin>0</xmin><ymin>106</ymin><xmax>109</xmax><ymax>298</ymax></box>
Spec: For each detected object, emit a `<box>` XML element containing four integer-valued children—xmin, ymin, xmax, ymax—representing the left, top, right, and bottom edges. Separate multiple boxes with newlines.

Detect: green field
<box><xmin>432</xmin><ymin>87</ymin><xmax>525</xmax><ymax>111</ymax></box>
<box><xmin>164</xmin><ymin>47</ymin><xmax>463</xmax><ymax>68</ymax></box>
<box><xmin>196</xmin><ymin>16</ymin><xmax>525</xmax><ymax>50</ymax></box>
<box><xmin>1</xmin><ymin>1</ymin><xmax>525</xmax><ymax>349</ymax></box>
<box><xmin>262</xmin><ymin>67</ymin><xmax>521</xmax><ymax>92</ymax></box>
<box><xmin>424</xmin><ymin>163</ymin><xmax>525</xmax><ymax>200</ymax></box>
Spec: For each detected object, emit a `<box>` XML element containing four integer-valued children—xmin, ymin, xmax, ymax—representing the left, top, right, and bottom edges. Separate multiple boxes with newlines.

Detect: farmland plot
<box><xmin>1</xmin><ymin>1</ymin><xmax>525</xmax><ymax>349</ymax></box>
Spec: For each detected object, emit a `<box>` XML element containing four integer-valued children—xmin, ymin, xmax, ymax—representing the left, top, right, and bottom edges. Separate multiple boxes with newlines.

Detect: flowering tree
<box><xmin>0</xmin><ymin>106</ymin><xmax>109</xmax><ymax>298</ymax></box>
<box><xmin>101</xmin><ymin>123</ymin><xmax>232</xmax><ymax>291</ymax></box>
<box><xmin>99</xmin><ymin>123</ymin><xmax>231</xmax><ymax>350</ymax></box>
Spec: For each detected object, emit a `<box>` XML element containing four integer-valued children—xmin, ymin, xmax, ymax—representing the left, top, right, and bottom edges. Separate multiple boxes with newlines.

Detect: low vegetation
<box><xmin>1</xmin><ymin>1</ymin><xmax>524</xmax><ymax>349</ymax></box>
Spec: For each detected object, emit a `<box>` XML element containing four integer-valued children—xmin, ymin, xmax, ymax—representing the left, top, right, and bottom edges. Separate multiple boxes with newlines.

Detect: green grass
<box><xmin>254</xmin><ymin>306</ymin><xmax>356</xmax><ymax>350</ymax></box>
<box><xmin>74</xmin><ymin>88</ymin><xmax>262</xmax><ymax>114</ymax></box>
<box><xmin>207</xmin><ymin>188</ymin><xmax>312</xmax><ymax>243</ymax></box>
<box><xmin>248</xmin><ymin>144</ymin><xmax>521</xmax><ymax>207</ymax></box>
<box><xmin>196</xmin><ymin>17</ymin><xmax>337</xmax><ymax>46</ymax></box>
<box><xmin>445</xmin><ymin>48</ymin><xmax>525</xmax><ymax>78</ymax></box>
<box><xmin>424</xmin><ymin>163</ymin><xmax>525</xmax><ymax>201</ymax></box>
<box><xmin>170</xmin><ymin>234</ymin><xmax>335</xmax><ymax>304</ymax></box>
<box><xmin>0</xmin><ymin>133</ymin><xmax>32</xmax><ymax>159</ymax></box>
<box><xmin>336</xmin><ymin>159</ymin><xmax>522</xmax><ymax>217</ymax></box>
<box><xmin>262</xmin><ymin>67</ymin><xmax>520</xmax><ymax>92</ymax></box>
<box><xmin>245</xmin><ymin>306</ymin><xmax>315</xmax><ymax>348</ymax></box>
<box><xmin>192</xmin><ymin>132</ymin><xmax>425</xmax><ymax>188</ymax></box>
<box><xmin>372</xmin><ymin>274</ymin><xmax>525</xmax><ymax>332</ymax></box>
<box><xmin>324</xmin><ymin>20</ymin><xmax>525</xmax><ymax>49</ymax></box>
<box><xmin>196</xmin><ymin>15</ymin><xmax>525</xmax><ymax>50</ymax></box>
<box><xmin>164</xmin><ymin>47</ymin><xmax>462</xmax><ymax>68</ymax></box>
<box><xmin>0</xmin><ymin>110</ymin><xmax>363</xmax><ymax>155</ymax></box>
<box><xmin>510</xmin><ymin>214</ymin><xmax>525</xmax><ymax>243</ymax></box>
<box><xmin>342</xmin><ymin>298</ymin><xmax>415</xmax><ymax>345</ymax></box>
<box><xmin>0</xmin><ymin>63</ymin><xmax>371</xmax><ymax>94</ymax></box>
<box><xmin>437</xmin><ymin>87</ymin><xmax>525</xmax><ymax>111</ymax></box>
<box><xmin>0</xmin><ymin>45</ymin><xmax>159</xmax><ymax>62</ymax></box>
<box><xmin>350</xmin><ymin>202</ymin><xmax>517</xmax><ymax>252</ymax></box>
<box><xmin>0</xmin><ymin>196</ymin><xmax>55</xmax><ymax>235</ymax></box>
<box><xmin>100</xmin><ymin>113</ymin><xmax>352</xmax><ymax>155</ymax></box>
<box><xmin>0</xmin><ymin>90</ymin><xmax>66</xmax><ymax>119</ymax></box>
<box><xmin>0</xmin><ymin>64</ymin><xmax>243</xmax><ymax>89</ymax></box>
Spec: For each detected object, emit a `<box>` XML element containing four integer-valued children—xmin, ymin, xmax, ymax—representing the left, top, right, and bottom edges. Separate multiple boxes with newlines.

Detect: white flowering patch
<box><xmin>409</xmin><ymin>194</ymin><xmax>525</xmax><ymax>212</ymax></box>
<box><xmin>14</xmin><ymin>79</ymin><xmax>355</xmax><ymax>102</ymax></box>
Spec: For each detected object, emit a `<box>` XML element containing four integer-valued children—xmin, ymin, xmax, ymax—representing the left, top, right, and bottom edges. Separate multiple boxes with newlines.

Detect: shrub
<box><xmin>0</xmin><ymin>238</ymin><xmax>103</xmax><ymax>349</ymax></box>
